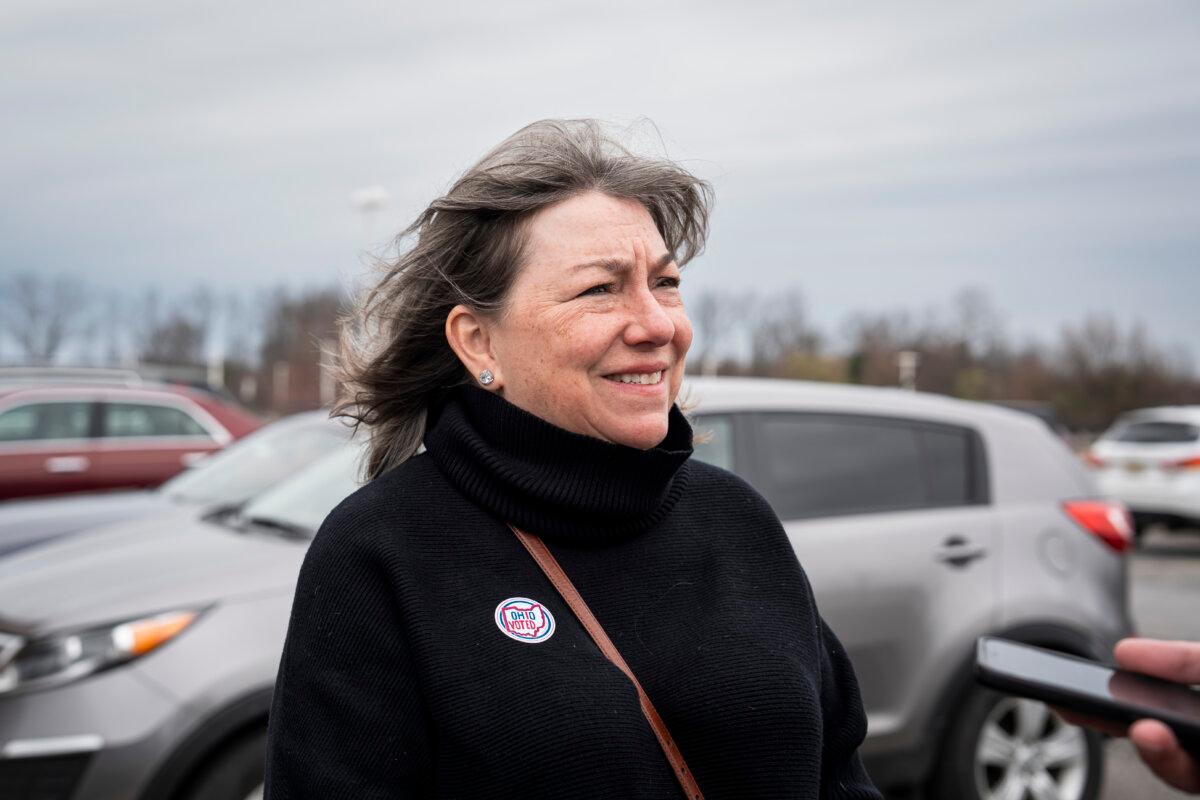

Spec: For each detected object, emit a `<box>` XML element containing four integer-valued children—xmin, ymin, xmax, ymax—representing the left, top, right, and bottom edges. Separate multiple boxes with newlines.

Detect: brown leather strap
<box><xmin>509</xmin><ymin>524</ymin><xmax>704</xmax><ymax>800</ymax></box>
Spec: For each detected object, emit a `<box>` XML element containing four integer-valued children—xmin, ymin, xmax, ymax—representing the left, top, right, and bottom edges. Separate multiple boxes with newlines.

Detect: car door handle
<box><xmin>45</xmin><ymin>456</ymin><xmax>90</xmax><ymax>474</ymax></box>
<box><xmin>935</xmin><ymin>535</ymin><xmax>987</xmax><ymax>567</ymax></box>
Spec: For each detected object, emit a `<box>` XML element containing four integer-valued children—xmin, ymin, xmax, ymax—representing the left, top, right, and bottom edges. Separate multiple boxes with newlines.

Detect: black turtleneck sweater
<box><xmin>264</xmin><ymin>386</ymin><xmax>881</xmax><ymax>799</ymax></box>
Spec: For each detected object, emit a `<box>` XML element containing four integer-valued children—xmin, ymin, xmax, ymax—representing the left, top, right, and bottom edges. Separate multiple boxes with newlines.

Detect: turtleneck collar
<box><xmin>423</xmin><ymin>384</ymin><xmax>693</xmax><ymax>545</ymax></box>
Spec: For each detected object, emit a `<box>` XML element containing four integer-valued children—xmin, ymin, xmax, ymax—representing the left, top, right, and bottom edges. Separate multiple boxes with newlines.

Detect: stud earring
<box><xmin>478</xmin><ymin>369</ymin><xmax>495</xmax><ymax>386</ymax></box>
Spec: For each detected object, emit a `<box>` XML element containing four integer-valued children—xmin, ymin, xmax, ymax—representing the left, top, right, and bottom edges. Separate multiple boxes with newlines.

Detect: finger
<box><xmin>1129</xmin><ymin>719</ymin><xmax>1200</xmax><ymax>793</ymax></box>
<box><xmin>1115</xmin><ymin>638</ymin><xmax>1200</xmax><ymax>684</ymax></box>
<box><xmin>1053</xmin><ymin>707</ymin><xmax>1127</xmax><ymax>738</ymax></box>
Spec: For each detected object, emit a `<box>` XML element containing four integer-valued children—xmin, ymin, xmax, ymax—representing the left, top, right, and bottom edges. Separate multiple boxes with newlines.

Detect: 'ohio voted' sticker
<box><xmin>494</xmin><ymin>597</ymin><xmax>556</xmax><ymax>644</ymax></box>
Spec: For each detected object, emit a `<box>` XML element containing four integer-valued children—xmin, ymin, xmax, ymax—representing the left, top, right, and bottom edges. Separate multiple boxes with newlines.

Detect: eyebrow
<box><xmin>570</xmin><ymin>252</ymin><xmax>676</xmax><ymax>274</ymax></box>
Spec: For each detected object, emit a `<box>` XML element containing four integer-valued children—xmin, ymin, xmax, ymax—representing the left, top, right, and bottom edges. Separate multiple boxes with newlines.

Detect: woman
<box><xmin>264</xmin><ymin>119</ymin><xmax>881</xmax><ymax>799</ymax></box>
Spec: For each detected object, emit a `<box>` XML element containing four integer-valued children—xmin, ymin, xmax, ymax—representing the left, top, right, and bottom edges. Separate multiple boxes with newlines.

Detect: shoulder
<box><xmin>283</xmin><ymin>456</ymin><xmax>466</xmax><ymax>640</ymax></box>
<box><xmin>679</xmin><ymin>458</ymin><xmax>822</xmax><ymax>618</ymax></box>
<box><xmin>325</xmin><ymin>452</ymin><xmax>449</xmax><ymax>526</ymax></box>
<box><xmin>306</xmin><ymin>452</ymin><xmax>452</xmax><ymax>564</ymax></box>
<box><xmin>677</xmin><ymin>458</ymin><xmax>797</xmax><ymax>553</ymax></box>
<box><xmin>682</xmin><ymin>457</ymin><xmax>779</xmax><ymax>523</ymax></box>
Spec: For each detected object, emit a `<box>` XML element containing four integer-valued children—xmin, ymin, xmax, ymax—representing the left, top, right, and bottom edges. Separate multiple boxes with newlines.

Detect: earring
<box><xmin>478</xmin><ymin>369</ymin><xmax>495</xmax><ymax>386</ymax></box>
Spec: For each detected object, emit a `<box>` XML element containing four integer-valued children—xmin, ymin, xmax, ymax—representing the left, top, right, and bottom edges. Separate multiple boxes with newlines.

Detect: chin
<box><xmin>606</xmin><ymin>416</ymin><xmax>671</xmax><ymax>450</ymax></box>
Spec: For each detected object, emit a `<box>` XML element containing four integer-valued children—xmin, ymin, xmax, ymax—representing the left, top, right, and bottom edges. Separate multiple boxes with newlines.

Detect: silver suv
<box><xmin>685</xmin><ymin>377</ymin><xmax>1134</xmax><ymax>800</ymax></box>
<box><xmin>0</xmin><ymin>444</ymin><xmax>364</xmax><ymax>800</ymax></box>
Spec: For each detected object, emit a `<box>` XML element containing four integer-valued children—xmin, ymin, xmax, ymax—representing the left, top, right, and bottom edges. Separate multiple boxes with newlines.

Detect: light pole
<box><xmin>350</xmin><ymin>185</ymin><xmax>392</xmax><ymax>248</ymax></box>
<box><xmin>898</xmin><ymin>350</ymin><xmax>920</xmax><ymax>391</ymax></box>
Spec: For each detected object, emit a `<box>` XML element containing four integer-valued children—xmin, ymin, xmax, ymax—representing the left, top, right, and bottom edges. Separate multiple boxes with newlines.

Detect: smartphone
<box><xmin>975</xmin><ymin>636</ymin><xmax>1200</xmax><ymax>756</ymax></box>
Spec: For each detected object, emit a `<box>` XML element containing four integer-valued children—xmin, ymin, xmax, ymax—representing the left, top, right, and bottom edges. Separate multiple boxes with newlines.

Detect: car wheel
<box><xmin>180</xmin><ymin>727</ymin><xmax>266</xmax><ymax>800</ymax></box>
<box><xmin>932</xmin><ymin>687</ymin><xmax>1103</xmax><ymax>800</ymax></box>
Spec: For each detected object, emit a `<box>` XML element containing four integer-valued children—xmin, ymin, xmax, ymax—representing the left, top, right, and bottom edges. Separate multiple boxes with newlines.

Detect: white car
<box><xmin>1087</xmin><ymin>405</ymin><xmax>1200</xmax><ymax>538</ymax></box>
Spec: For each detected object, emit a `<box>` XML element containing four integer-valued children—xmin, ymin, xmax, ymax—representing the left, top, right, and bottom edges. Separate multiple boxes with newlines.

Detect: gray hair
<box><xmin>334</xmin><ymin>119</ymin><xmax>714</xmax><ymax>480</ymax></box>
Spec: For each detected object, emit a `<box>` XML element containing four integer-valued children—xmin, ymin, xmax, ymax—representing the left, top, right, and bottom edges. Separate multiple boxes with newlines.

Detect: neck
<box><xmin>423</xmin><ymin>384</ymin><xmax>694</xmax><ymax>545</ymax></box>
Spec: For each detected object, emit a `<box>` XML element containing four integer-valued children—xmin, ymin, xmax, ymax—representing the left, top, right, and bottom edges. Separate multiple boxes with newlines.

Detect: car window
<box><xmin>1106</xmin><ymin>420</ymin><xmax>1199</xmax><ymax>444</ymax></box>
<box><xmin>691</xmin><ymin>414</ymin><xmax>735</xmax><ymax>472</ymax></box>
<box><xmin>0</xmin><ymin>402</ymin><xmax>92</xmax><ymax>443</ymax></box>
<box><xmin>921</xmin><ymin>426</ymin><xmax>974</xmax><ymax>505</ymax></box>
<box><xmin>754</xmin><ymin>413</ymin><xmax>983</xmax><ymax>520</ymax></box>
<box><xmin>758</xmin><ymin>414</ymin><xmax>925</xmax><ymax>519</ymax></box>
<box><xmin>103</xmin><ymin>402</ymin><xmax>211</xmax><ymax>438</ymax></box>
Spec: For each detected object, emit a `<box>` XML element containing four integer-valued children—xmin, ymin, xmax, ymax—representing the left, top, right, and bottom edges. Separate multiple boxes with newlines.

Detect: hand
<box><xmin>1116</xmin><ymin>638</ymin><xmax>1200</xmax><ymax>793</ymax></box>
<box><xmin>1058</xmin><ymin>638</ymin><xmax>1200</xmax><ymax>794</ymax></box>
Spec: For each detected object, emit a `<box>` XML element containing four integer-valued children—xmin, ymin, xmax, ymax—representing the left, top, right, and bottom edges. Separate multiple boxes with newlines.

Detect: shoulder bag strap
<box><xmin>508</xmin><ymin>524</ymin><xmax>704</xmax><ymax>800</ymax></box>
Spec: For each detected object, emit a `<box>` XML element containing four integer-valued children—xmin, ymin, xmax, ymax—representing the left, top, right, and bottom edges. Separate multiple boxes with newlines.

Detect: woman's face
<box><xmin>480</xmin><ymin>191</ymin><xmax>692</xmax><ymax>449</ymax></box>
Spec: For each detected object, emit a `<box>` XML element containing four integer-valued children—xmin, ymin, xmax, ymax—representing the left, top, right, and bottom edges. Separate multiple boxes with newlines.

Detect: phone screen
<box><xmin>979</xmin><ymin>638</ymin><xmax>1200</xmax><ymax>723</ymax></box>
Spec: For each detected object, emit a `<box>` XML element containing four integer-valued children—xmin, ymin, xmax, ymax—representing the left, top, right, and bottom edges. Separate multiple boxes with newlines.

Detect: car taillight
<box><xmin>1082</xmin><ymin>451</ymin><xmax>1107</xmax><ymax>469</ymax></box>
<box><xmin>1164</xmin><ymin>456</ymin><xmax>1200</xmax><ymax>471</ymax></box>
<box><xmin>1063</xmin><ymin>500</ymin><xmax>1133</xmax><ymax>553</ymax></box>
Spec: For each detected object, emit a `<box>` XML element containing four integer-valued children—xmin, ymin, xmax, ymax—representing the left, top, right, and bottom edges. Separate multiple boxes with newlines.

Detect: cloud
<box><xmin>1</xmin><ymin>0</ymin><xmax>1197</xmax><ymax>356</ymax></box>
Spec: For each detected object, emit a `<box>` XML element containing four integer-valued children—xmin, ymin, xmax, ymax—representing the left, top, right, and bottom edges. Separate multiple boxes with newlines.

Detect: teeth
<box><xmin>609</xmin><ymin>371</ymin><xmax>662</xmax><ymax>385</ymax></box>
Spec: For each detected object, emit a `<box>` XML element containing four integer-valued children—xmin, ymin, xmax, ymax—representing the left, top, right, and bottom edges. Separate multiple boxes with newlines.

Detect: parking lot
<box><xmin>1100</xmin><ymin>527</ymin><xmax>1200</xmax><ymax>800</ymax></box>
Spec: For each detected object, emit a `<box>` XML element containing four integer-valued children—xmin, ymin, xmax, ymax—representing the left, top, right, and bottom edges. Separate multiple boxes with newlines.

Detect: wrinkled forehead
<box><xmin>522</xmin><ymin>192</ymin><xmax>671</xmax><ymax>268</ymax></box>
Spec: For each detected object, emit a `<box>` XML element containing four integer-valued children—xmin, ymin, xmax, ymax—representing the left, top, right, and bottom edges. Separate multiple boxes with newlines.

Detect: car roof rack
<box><xmin>0</xmin><ymin>366</ymin><xmax>146</xmax><ymax>387</ymax></box>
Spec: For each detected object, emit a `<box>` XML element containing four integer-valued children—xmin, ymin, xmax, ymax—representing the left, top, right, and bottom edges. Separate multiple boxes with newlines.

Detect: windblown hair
<box><xmin>334</xmin><ymin>119</ymin><xmax>714</xmax><ymax>480</ymax></box>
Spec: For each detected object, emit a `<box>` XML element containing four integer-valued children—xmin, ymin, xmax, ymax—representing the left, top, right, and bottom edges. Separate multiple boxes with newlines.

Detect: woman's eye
<box><xmin>580</xmin><ymin>283</ymin><xmax>612</xmax><ymax>297</ymax></box>
<box><xmin>658</xmin><ymin>277</ymin><xmax>682</xmax><ymax>289</ymax></box>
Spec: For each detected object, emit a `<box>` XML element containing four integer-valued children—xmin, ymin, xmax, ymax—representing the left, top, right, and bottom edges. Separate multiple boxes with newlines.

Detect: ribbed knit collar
<box><xmin>423</xmin><ymin>384</ymin><xmax>693</xmax><ymax>545</ymax></box>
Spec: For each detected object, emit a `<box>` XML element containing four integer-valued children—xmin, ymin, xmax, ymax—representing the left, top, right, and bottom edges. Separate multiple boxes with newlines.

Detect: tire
<box><xmin>179</xmin><ymin>727</ymin><xmax>266</xmax><ymax>800</ymax></box>
<box><xmin>930</xmin><ymin>687</ymin><xmax>1103</xmax><ymax>800</ymax></box>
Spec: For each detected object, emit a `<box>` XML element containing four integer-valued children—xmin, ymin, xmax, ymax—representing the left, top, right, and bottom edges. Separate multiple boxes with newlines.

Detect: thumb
<box><xmin>1129</xmin><ymin>720</ymin><xmax>1200</xmax><ymax>794</ymax></box>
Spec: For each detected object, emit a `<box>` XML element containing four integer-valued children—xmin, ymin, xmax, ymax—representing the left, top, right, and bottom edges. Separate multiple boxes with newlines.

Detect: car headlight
<box><xmin>0</xmin><ymin>610</ymin><xmax>202</xmax><ymax>696</ymax></box>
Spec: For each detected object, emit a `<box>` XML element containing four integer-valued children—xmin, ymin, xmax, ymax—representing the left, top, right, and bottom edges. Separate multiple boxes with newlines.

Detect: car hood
<box><xmin>0</xmin><ymin>507</ymin><xmax>308</xmax><ymax>636</ymax></box>
<box><xmin>0</xmin><ymin>490</ymin><xmax>172</xmax><ymax>558</ymax></box>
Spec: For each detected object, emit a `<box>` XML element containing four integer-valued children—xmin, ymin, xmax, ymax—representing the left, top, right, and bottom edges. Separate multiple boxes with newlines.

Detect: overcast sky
<box><xmin>2</xmin><ymin>1</ymin><xmax>1198</xmax><ymax>363</ymax></box>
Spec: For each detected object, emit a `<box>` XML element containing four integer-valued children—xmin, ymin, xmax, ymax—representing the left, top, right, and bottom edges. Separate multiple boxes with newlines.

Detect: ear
<box><xmin>445</xmin><ymin>304</ymin><xmax>502</xmax><ymax>389</ymax></box>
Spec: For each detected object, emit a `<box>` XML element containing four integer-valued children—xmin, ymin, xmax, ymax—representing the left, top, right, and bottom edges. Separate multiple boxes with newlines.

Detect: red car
<box><xmin>0</xmin><ymin>383</ymin><xmax>262</xmax><ymax>501</ymax></box>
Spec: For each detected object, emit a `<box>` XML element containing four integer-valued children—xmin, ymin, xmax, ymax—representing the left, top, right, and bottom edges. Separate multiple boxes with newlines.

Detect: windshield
<box><xmin>237</xmin><ymin>441</ymin><xmax>366</xmax><ymax>536</ymax></box>
<box><xmin>1105</xmin><ymin>419</ymin><xmax>1200</xmax><ymax>444</ymax></box>
<box><xmin>161</xmin><ymin>414</ymin><xmax>348</xmax><ymax>506</ymax></box>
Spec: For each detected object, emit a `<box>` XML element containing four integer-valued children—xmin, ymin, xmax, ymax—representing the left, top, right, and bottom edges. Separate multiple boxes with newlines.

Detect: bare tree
<box><xmin>140</xmin><ymin>313</ymin><xmax>207</xmax><ymax>366</ymax></box>
<box><xmin>841</xmin><ymin>309</ymin><xmax>918</xmax><ymax>386</ymax></box>
<box><xmin>257</xmin><ymin>287</ymin><xmax>347</xmax><ymax>413</ymax></box>
<box><xmin>1049</xmin><ymin>313</ymin><xmax>1198</xmax><ymax>430</ymax></box>
<box><xmin>101</xmin><ymin>290</ymin><xmax>128</xmax><ymax>365</ymax></box>
<box><xmin>219</xmin><ymin>288</ymin><xmax>266</xmax><ymax>366</ymax></box>
<box><xmin>681</xmin><ymin>284</ymin><xmax>1200</xmax><ymax>429</ymax></box>
<box><xmin>688</xmin><ymin>288</ymin><xmax>756</xmax><ymax>376</ymax></box>
<box><xmin>127</xmin><ymin>284</ymin><xmax>216</xmax><ymax>368</ymax></box>
<box><xmin>126</xmin><ymin>287</ymin><xmax>163</xmax><ymax>362</ymax></box>
<box><xmin>949</xmin><ymin>286</ymin><xmax>1005</xmax><ymax>361</ymax></box>
<box><xmin>749</xmin><ymin>290</ymin><xmax>822</xmax><ymax>374</ymax></box>
<box><xmin>0</xmin><ymin>273</ymin><xmax>90</xmax><ymax>364</ymax></box>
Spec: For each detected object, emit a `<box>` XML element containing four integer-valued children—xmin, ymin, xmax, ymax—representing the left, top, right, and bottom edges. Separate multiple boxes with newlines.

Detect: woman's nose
<box><xmin>622</xmin><ymin>285</ymin><xmax>676</xmax><ymax>347</ymax></box>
